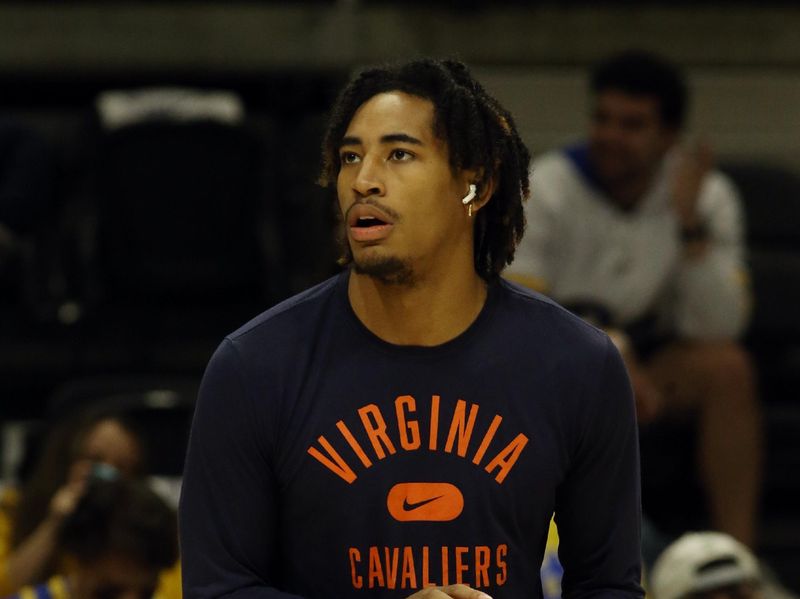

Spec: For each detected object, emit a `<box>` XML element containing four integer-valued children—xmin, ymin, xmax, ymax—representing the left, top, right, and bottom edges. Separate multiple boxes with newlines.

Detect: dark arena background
<box><xmin>1</xmin><ymin>0</ymin><xmax>799</xmax><ymax>594</ymax></box>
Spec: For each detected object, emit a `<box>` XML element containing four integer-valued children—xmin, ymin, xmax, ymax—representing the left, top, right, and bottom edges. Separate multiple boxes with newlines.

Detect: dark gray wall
<box><xmin>2</xmin><ymin>3</ymin><xmax>800</xmax><ymax>166</ymax></box>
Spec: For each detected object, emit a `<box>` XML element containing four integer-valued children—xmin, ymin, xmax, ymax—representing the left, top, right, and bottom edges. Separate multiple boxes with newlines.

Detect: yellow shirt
<box><xmin>6</xmin><ymin>575</ymin><xmax>70</xmax><ymax>599</ymax></box>
<box><xmin>0</xmin><ymin>487</ymin><xmax>19</xmax><ymax>596</ymax></box>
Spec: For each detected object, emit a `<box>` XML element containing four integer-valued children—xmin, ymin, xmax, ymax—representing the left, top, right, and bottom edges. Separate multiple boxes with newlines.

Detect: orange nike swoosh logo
<box><xmin>387</xmin><ymin>482</ymin><xmax>464</xmax><ymax>522</ymax></box>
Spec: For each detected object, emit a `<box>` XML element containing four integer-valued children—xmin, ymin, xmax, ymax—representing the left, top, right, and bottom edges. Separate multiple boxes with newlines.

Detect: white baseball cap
<box><xmin>650</xmin><ymin>532</ymin><xmax>761</xmax><ymax>599</ymax></box>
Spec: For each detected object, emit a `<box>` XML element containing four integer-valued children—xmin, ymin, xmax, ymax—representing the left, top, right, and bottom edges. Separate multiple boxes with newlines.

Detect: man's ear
<box><xmin>462</xmin><ymin>167</ymin><xmax>496</xmax><ymax>212</ymax></box>
<box><xmin>475</xmin><ymin>175</ymin><xmax>496</xmax><ymax>209</ymax></box>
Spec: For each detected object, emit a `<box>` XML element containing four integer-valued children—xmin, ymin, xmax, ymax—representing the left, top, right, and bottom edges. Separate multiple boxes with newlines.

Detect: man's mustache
<box><xmin>343</xmin><ymin>197</ymin><xmax>401</xmax><ymax>223</ymax></box>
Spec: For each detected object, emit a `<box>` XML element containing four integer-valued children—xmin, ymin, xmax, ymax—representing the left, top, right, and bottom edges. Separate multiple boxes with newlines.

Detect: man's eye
<box><xmin>390</xmin><ymin>149</ymin><xmax>413</xmax><ymax>161</ymax></box>
<box><xmin>341</xmin><ymin>152</ymin><xmax>360</xmax><ymax>164</ymax></box>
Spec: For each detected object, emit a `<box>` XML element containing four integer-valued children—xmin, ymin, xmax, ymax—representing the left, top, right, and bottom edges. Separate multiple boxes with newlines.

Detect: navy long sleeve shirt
<box><xmin>180</xmin><ymin>272</ymin><xmax>643</xmax><ymax>599</ymax></box>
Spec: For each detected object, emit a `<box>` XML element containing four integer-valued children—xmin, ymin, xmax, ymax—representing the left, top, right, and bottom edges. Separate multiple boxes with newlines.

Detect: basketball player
<box><xmin>180</xmin><ymin>58</ymin><xmax>644</xmax><ymax>599</ymax></box>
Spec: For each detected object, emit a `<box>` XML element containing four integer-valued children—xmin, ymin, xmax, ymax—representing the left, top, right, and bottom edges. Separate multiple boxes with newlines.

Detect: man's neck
<box><xmin>347</xmin><ymin>264</ymin><xmax>488</xmax><ymax>347</ymax></box>
<box><xmin>592</xmin><ymin>152</ymin><xmax>669</xmax><ymax>211</ymax></box>
<box><xmin>603</xmin><ymin>173</ymin><xmax>653</xmax><ymax>210</ymax></box>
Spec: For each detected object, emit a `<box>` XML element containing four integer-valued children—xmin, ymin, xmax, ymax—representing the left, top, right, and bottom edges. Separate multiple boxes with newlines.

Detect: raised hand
<box><xmin>671</xmin><ymin>140</ymin><xmax>713</xmax><ymax>228</ymax></box>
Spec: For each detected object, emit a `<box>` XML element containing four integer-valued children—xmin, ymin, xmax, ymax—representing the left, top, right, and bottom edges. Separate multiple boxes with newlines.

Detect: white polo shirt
<box><xmin>508</xmin><ymin>147</ymin><xmax>750</xmax><ymax>340</ymax></box>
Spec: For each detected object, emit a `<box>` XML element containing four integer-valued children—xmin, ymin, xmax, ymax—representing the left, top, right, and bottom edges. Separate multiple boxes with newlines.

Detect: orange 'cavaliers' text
<box><xmin>349</xmin><ymin>544</ymin><xmax>508</xmax><ymax>591</ymax></box>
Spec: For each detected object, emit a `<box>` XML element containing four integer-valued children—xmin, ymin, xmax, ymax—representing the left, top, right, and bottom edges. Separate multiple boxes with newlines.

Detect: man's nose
<box><xmin>352</xmin><ymin>158</ymin><xmax>385</xmax><ymax>197</ymax></box>
<box><xmin>596</xmin><ymin>122</ymin><xmax>626</xmax><ymax>144</ymax></box>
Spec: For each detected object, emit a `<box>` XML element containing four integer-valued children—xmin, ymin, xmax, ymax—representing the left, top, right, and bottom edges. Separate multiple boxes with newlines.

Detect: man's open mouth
<box><xmin>354</xmin><ymin>216</ymin><xmax>388</xmax><ymax>228</ymax></box>
<box><xmin>348</xmin><ymin>208</ymin><xmax>394</xmax><ymax>242</ymax></box>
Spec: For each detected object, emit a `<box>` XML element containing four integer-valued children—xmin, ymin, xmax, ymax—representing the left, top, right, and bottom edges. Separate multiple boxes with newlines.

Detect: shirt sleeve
<box><xmin>179</xmin><ymin>339</ymin><xmax>304</xmax><ymax>599</ymax></box>
<box><xmin>672</xmin><ymin>173</ymin><xmax>751</xmax><ymax>339</ymax></box>
<box><xmin>554</xmin><ymin>336</ymin><xmax>644</xmax><ymax>598</ymax></box>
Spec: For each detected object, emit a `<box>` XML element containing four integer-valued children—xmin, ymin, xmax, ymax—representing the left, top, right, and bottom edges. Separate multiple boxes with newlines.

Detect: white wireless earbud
<box><xmin>461</xmin><ymin>184</ymin><xmax>477</xmax><ymax>205</ymax></box>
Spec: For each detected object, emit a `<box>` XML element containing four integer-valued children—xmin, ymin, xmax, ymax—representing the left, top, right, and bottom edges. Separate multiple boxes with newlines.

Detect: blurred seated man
<box><xmin>3</xmin><ymin>477</ymin><xmax>177</xmax><ymax>599</ymax></box>
<box><xmin>506</xmin><ymin>50</ymin><xmax>762</xmax><ymax>548</ymax></box>
<box><xmin>650</xmin><ymin>531</ymin><xmax>763</xmax><ymax>599</ymax></box>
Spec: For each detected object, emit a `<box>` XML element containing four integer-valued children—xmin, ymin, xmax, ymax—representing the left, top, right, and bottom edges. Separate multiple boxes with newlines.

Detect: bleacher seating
<box><xmin>0</xmin><ymin>76</ymin><xmax>343</xmax><ymax>421</ymax></box>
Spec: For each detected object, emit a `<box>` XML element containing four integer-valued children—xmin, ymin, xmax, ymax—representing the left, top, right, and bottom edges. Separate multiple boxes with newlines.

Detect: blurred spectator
<box><xmin>3</xmin><ymin>477</ymin><xmax>178</xmax><ymax>599</ymax></box>
<box><xmin>506</xmin><ymin>50</ymin><xmax>762</xmax><ymax>548</ymax></box>
<box><xmin>650</xmin><ymin>531</ymin><xmax>762</xmax><ymax>599</ymax></box>
<box><xmin>0</xmin><ymin>408</ymin><xmax>179</xmax><ymax>599</ymax></box>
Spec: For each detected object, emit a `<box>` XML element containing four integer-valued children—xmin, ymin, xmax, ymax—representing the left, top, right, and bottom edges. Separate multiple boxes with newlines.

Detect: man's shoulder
<box><xmin>704</xmin><ymin>168</ymin><xmax>741</xmax><ymax>199</ymax></box>
<box><xmin>227</xmin><ymin>273</ymin><xmax>344</xmax><ymax>345</ymax></box>
<box><xmin>530</xmin><ymin>147</ymin><xmax>602</xmax><ymax>207</ymax></box>
<box><xmin>531</xmin><ymin>149</ymin><xmax>578</xmax><ymax>180</ymax></box>
<box><xmin>498</xmin><ymin>278</ymin><xmax>610</xmax><ymax>353</ymax></box>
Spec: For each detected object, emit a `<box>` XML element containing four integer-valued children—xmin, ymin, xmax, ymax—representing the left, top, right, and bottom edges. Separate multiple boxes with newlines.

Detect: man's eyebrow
<box><xmin>338</xmin><ymin>133</ymin><xmax>424</xmax><ymax>148</ymax></box>
<box><xmin>380</xmin><ymin>133</ymin><xmax>423</xmax><ymax>145</ymax></box>
<box><xmin>339</xmin><ymin>136</ymin><xmax>361</xmax><ymax>148</ymax></box>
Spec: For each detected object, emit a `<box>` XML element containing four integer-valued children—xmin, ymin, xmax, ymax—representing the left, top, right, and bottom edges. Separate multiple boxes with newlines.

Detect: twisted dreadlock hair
<box><xmin>319</xmin><ymin>58</ymin><xmax>531</xmax><ymax>282</ymax></box>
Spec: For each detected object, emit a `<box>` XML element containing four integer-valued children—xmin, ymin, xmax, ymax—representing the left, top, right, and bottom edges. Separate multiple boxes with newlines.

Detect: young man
<box><xmin>179</xmin><ymin>58</ymin><xmax>643</xmax><ymax>599</ymax></box>
<box><xmin>506</xmin><ymin>51</ymin><xmax>762</xmax><ymax>548</ymax></box>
